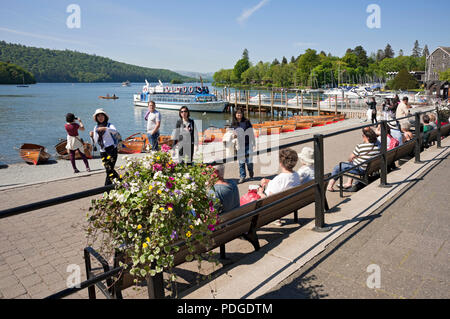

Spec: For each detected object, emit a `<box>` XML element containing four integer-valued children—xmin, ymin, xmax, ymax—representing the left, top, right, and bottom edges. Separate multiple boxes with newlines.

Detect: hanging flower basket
<box><xmin>86</xmin><ymin>144</ymin><xmax>220</xmax><ymax>282</ymax></box>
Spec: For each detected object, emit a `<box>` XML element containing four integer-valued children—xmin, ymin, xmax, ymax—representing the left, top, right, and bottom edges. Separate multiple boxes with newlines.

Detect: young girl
<box><xmin>64</xmin><ymin>113</ymin><xmax>90</xmax><ymax>173</ymax></box>
<box><xmin>89</xmin><ymin>108</ymin><xmax>120</xmax><ymax>185</ymax></box>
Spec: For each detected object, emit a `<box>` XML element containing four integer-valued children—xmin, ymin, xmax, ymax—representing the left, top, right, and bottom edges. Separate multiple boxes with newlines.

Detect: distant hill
<box><xmin>0</xmin><ymin>41</ymin><xmax>193</xmax><ymax>83</ymax></box>
<box><xmin>0</xmin><ymin>61</ymin><xmax>36</xmax><ymax>84</ymax></box>
<box><xmin>175</xmin><ymin>70</ymin><xmax>214</xmax><ymax>82</ymax></box>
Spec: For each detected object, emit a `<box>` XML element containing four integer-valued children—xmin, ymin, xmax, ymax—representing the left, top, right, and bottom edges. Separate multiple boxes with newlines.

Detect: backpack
<box><xmin>107</xmin><ymin>123</ymin><xmax>122</xmax><ymax>146</ymax></box>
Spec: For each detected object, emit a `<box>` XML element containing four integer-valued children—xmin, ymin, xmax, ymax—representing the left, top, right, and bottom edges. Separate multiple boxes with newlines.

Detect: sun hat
<box><xmin>387</xmin><ymin>120</ymin><xmax>399</xmax><ymax>130</ymax></box>
<box><xmin>92</xmin><ymin>108</ymin><xmax>108</xmax><ymax>121</ymax></box>
<box><xmin>298</xmin><ymin>147</ymin><xmax>314</xmax><ymax>164</ymax></box>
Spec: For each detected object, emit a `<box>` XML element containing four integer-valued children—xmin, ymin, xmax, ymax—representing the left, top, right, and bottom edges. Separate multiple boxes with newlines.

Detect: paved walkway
<box><xmin>259</xmin><ymin>149</ymin><xmax>449</xmax><ymax>299</ymax></box>
<box><xmin>0</xmin><ymin>111</ymin><xmax>446</xmax><ymax>299</ymax></box>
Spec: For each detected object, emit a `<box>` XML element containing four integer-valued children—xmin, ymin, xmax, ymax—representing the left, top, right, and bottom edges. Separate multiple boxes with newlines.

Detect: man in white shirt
<box><xmin>396</xmin><ymin>96</ymin><xmax>412</xmax><ymax>125</ymax></box>
<box><xmin>145</xmin><ymin>101</ymin><xmax>161</xmax><ymax>151</ymax></box>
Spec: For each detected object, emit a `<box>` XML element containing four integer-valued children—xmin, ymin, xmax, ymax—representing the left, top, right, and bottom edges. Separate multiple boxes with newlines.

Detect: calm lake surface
<box><xmin>0</xmin><ymin>82</ymin><xmax>279</xmax><ymax>164</ymax></box>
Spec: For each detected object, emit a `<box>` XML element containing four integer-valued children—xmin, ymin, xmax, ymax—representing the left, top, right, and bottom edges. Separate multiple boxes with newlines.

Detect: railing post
<box><xmin>414</xmin><ymin>112</ymin><xmax>422</xmax><ymax>163</ymax></box>
<box><xmin>436</xmin><ymin>106</ymin><xmax>442</xmax><ymax>148</ymax></box>
<box><xmin>147</xmin><ymin>271</ymin><xmax>165</xmax><ymax>299</ymax></box>
<box><xmin>379</xmin><ymin>120</ymin><xmax>391</xmax><ymax>188</ymax></box>
<box><xmin>313</xmin><ymin>134</ymin><xmax>331</xmax><ymax>232</ymax></box>
<box><xmin>84</xmin><ymin>249</ymin><xmax>96</xmax><ymax>299</ymax></box>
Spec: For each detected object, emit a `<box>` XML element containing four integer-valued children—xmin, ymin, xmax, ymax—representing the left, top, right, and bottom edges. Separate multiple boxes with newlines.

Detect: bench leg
<box><xmin>294</xmin><ymin>210</ymin><xmax>298</xmax><ymax>223</ymax></box>
<box><xmin>243</xmin><ymin>231</ymin><xmax>260</xmax><ymax>251</ymax></box>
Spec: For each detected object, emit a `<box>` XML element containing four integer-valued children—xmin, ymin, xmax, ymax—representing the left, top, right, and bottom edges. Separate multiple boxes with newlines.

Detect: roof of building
<box><xmin>429</xmin><ymin>46</ymin><xmax>450</xmax><ymax>57</ymax></box>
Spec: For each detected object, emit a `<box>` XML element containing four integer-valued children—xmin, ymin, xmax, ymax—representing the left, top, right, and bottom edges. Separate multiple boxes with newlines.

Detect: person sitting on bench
<box><xmin>327</xmin><ymin>127</ymin><xmax>380</xmax><ymax>192</ymax></box>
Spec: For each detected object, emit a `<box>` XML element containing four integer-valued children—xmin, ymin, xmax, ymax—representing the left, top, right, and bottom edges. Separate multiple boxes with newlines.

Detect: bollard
<box><xmin>414</xmin><ymin>112</ymin><xmax>422</xmax><ymax>163</ymax></box>
<box><xmin>379</xmin><ymin>120</ymin><xmax>391</xmax><ymax>188</ymax></box>
<box><xmin>313</xmin><ymin>134</ymin><xmax>331</xmax><ymax>232</ymax></box>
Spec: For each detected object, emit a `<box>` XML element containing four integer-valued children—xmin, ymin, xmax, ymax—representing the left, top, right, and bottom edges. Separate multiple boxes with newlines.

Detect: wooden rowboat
<box><xmin>55</xmin><ymin>140</ymin><xmax>93</xmax><ymax>160</ymax></box>
<box><xmin>295</xmin><ymin>122</ymin><xmax>313</xmax><ymax>130</ymax></box>
<box><xmin>99</xmin><ymin>96</ymin><xmax>119</xmax><ymax>100</ymax></box>
<box><xmin>158</xmin><ymin>135</ymin><xmax>174</xmax><ymax>147</ymax></box>
<box><xmin>281</xmin><ymin>124</ymin><xmax>296</xmax><ymax>133</ymax></box>
<box><xmin>19</xmin><ymin>143</ymin><xmax>51</xmax><ymax>165</ymax></box>
<box><xmin>118</xmin><ymin>133</ymin><xmax>148</xmax><ymax>154</ymax></box>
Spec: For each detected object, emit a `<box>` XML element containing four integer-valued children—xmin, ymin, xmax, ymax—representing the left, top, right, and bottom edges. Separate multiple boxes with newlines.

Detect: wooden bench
<box><xmin>339</xmin><ymin>140</ymin><xmax>416</xmax><ymax>189</ymax></box>
<box><xmin>84</xmin><ymin>175</ymin><xmax>330</xmax><ymax>299</ymax></box>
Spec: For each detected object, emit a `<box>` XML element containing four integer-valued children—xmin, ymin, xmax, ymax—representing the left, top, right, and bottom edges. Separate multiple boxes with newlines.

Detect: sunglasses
<box><xmin>180</xmin><ymin>110</ymin><xmax>188</xmax><ymax>113</ymax></box>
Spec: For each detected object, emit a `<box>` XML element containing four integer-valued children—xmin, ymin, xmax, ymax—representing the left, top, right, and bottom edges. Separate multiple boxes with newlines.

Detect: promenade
<box><xmin>0</xmin><ymin>114</ymin><xmax>448</xmax><ymax>299</ymax></box>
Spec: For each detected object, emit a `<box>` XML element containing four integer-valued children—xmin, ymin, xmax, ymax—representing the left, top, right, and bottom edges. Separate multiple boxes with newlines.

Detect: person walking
<box><xmin>231</xmin><ymin>108</ymin><xmax>256</xmax><ymax>184</ymax></box>
<box><xmin>89</xmin><ymin>108</ymin><xmax>120</xmax><ymax>185</ymax></box>
<box><xmin>172</xmin><ymin>106</ymin><xmax>198</xmax><ymax>164</ymax></box>
<box><xmin>64</xmin><ymin>113</ymin><xmax>90</xmax><ymax>173</ymax></box>
<box><xmin>144</xmin><ymin>101</ymin><xmax>161</xmax><ymax>151</ymax></box>
<box><xmin>366</xmin><ymin>97</ymin><xmax>378</xmax><ymax>124</ymax></box>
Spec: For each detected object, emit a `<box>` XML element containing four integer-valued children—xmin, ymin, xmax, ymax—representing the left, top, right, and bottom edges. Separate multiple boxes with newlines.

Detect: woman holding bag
<box><xmin>64</xmin><ymin>113</ymin><xmax>90</xmax><ymax>174</ymax></box>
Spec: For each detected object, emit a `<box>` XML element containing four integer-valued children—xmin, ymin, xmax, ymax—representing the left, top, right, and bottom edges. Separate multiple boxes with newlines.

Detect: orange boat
<box><xmin>118</xmin><ymin>133</ymin><xmax>148</xmax><ymax>154</ymax></box>
<box><xmin>281</xmin><ymin>124</ymin><xmax>296</xmax><ymax>133</ymax></box>
<box><xmin>295</xmin><ymin>122</ymin><xmax>313</xmax><ymax>130</ymax></box>
<box><xmin>55</xmin><ymin>140</ymin><xmax>93</xmax><ymax>160</ymax></box>
<box><xmin>312</xmin><ymin>120</ymin><xmax>328</xmax><ymax>127</ymax></box>
<box><xmin>99</xmin><ymin>96</ymin><xmax>119</xmax><ymax>100</ymax></box>
<box><xmin>19</xmin><ymin>143</ymin><xmax>51</xmax><ymax>165</ymax></box>
<box><xmin>158</xmin><ymin>135</ymin><xmax>173</xmax><ymax>147</ymax></box>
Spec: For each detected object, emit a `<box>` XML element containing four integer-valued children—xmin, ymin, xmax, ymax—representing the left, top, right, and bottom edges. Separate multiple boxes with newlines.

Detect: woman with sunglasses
<box><xmin>172</xmin><ymin>106</ymin><xmax>198</xmax><ymax>163</ymax></box>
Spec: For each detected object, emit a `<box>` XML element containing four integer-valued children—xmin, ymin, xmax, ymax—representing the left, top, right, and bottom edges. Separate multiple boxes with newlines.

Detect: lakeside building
<box><xmin>425</xmin><ymin>46</ymin><xmax>450</xmax><ymax>99</ymax></box>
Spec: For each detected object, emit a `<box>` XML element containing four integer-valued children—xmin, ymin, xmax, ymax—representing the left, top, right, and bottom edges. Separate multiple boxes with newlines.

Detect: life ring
<box><xmin>143</xmin><ymin>86</ymin><xmax>148</xmax><ymax>93</ymax></box>
<box><xmin>189</xmin><ymin>86</ymin><xmax>194</xmax><ymax>93</ymax></box>
<box><xmin>183</xmin><ymin>87</ymin><xmax>187</xmax><ymax>93</ymax></box>
<box><xmin>196</xmin><ymin>87</ymin><xmax>202</xmax><ymax>94</ymax></box>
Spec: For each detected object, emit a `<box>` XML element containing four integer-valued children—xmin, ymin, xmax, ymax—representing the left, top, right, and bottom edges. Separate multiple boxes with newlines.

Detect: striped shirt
<box><xmin>352</xmin><ymin>143</ymin><xmax>380</xmax><ymax>170</ymax></box>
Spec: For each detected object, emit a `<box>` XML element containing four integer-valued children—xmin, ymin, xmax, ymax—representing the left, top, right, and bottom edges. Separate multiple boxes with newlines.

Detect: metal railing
<box><xmin>0</xmin><ymin>106</ymin><xmax>446</xmax><ymax>299</ymax></box>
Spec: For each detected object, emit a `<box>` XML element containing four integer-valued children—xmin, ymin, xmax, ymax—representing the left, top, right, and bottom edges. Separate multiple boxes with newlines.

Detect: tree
<box><xmin>233</xmin><ymin>58</ymin><xmax>250</xmax><ymax>82</ymax></box>
<box><xmin>353</xmin><ymin>45</ymin><xmax>368</xmax><ymax>67</ymax></box>
<box><xmin>281</xmin><ymin>56</ymin><xmax>288</xmax><ymax>65</ymax></box>
<box><xmin>376</xmin><ymin>49</ymin><xmax>385</xmax><ymax>62</ymax></box>
<box><xmin>242</xmin><ymin>49</ymin><xmax>249</xmax><ymax>61</ymax></box>
<box><xmin>384</xmin><ymin>44</ymin><xmax>394</xmax><ymax>59</ymax></box>
<box><xmin>439</xmin><ymin>68</ymin><xmax>450</xmax><ymax>81</ymax></box>
<box><xmin>398</xmin><ymin>49</ymin><xmax>404</xmax><ymax>57</ymax></box>
<box><xmin>422</xmin><ymin>45</ymin><xmax>430</xmax><ymax>57</ymax></box>
<box><xmin>412</xmin><ymin>40</ymin><xmax>421</xmax><ymax>57</ymax></box>
<box><xmin>271</xmin><ymin>58</ymin><xmax>280</xmax><ymax>66</ymax></box>
<box><xmin>389</xmin><ymin>68</ymin><xmax>419</xmax><ymax>90</ymax></box>
<box><xmin>290</xmin><ymin>56</ymin><xmax>296</xmax><ymax>64</ymax></box>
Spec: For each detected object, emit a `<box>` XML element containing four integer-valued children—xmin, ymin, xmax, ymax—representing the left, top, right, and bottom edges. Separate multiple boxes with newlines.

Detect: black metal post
<box><xmin>83</xmin><ymin>249</ymin><xmax>96</xmax><ymax>300</ymax></box>
<box><xmin>379</xmin><ymin>120</ymin><xmax>391</xmax><ymax>188</ymax></box>
<box><xmin>414</xmin><ymin>113</ymin><xmax>422</xmax><ymax>163</ymax></box>
<box><xmin>313</xmin><ymin>134</ymin><xmax>331</xmax><ymax>232</ymax></box>
<box><xmin>436</xmin><ymin>106</ymin><xmax>442</xmax><ymax>148</ymax></box>
<box><xmin>147</xmin><ymin>272</ymin><xmax>165</xmax><ymax>299</ymax></box>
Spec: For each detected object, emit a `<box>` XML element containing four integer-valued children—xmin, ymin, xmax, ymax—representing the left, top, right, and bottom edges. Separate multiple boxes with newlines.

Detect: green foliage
<box><xmin>0</xmin><ymin>41</ymin><xmax>192</xmax><ymax>83</ymax></box>
<box><xmin>213</xmin><ymin>44</ymin><xmax>426</xmax><ymax>88</ymax></box>
<box><xmin>439</xmin><ymin>68</ymin><xmax>450</xmax><ymax>81</ymax></box>
<box><xmin>0</xmin><ymin>61</ymin><xmax>36</xmax><ymax>84</ymax></box>
<box><xmin>389</xmin><ymin>69</ymin><xmax>420</xmax><ymax>90</ymax></box>
<box><xmin>233</xmin><ymin>58</ymin><xmax>250</xmax><ymax>82</ymax></box>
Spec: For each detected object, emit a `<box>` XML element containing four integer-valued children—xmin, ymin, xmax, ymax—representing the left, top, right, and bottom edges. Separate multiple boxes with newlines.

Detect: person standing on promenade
<box><xmin>232</xmin><ymin>108</ymin><xmax>256</xmax><ymax>184</ymax></box>
<box><xmin>366</xmin><ymin>97</ymin><xmax>378</xmax><ymax>124</ymax></box>
<box><xmin>89</xmin><ymin>108</ymin><xmax>120</xmax><ymax>185</ymax></box>
<box><xmin>172</xmin><ymin>106</ymin><xmax>198</xmax><ymax>164</ymax></box>
<box><xmin>396</xmin><ymin>96</ymin><xmax>412</xmax><ymax>125</ymax></box>
<box><xmin>144</xmin><ymin>101</ymin><xmax>161</xmax><ymax>151</ymax></box>
<box><xmin>64</xmin><ymin>113</ymin><xmax>90</xmax><ymax>173</ymax></box>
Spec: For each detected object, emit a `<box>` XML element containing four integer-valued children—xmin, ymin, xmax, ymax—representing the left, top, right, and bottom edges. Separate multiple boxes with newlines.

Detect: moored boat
<box><xmin>99</xmin><ymin>95</ymin><xmax>119</xmax><ymax>100</ymax></box>
<box><xmin>118</xmin><ymin>133</ymin><xmax>149</xmax><ymax>154</ymax></box>
<box><xmin>55</xmin><ymin>140</ymin><xmax>93</xmax><ymax>160</ymax></box>
<box><xmin>133</xmin><ymin>80</ymin><xmax>227</xmax><ymax>113</ymax></box>
<box><xmin>19</xmin><ymin>143</ymin><xmax>51</xmax><ymax>165</ymax></box>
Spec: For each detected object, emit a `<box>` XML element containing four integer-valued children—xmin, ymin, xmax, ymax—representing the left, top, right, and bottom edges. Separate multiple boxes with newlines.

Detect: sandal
<box><xmin>327</xmin><ymin>188</ymin><xmax>336</xmax><ymax>192</ymax></box>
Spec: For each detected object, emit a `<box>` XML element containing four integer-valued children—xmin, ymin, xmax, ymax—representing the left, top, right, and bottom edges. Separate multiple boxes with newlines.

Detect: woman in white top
<box><xmin>89</xmin><ymin>108</ymin><xmax>120</xmax><ymax>185</ymax></box>
<box><xmin>257</xmin><ymin>148</ymin><xmax>301</xmax><ymax>226</ymax></box>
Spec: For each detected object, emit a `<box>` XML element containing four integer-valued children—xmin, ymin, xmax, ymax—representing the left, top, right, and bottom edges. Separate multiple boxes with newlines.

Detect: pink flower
<box><xmin>161</xmin><ymin>144</ymin><xmax>171</xmax><ymax>153</ymax></box>
<box><xmin>166</xmin><ymin>181</ymin><xmax>174</xmax><ymax>189</ymax></box>
<box><xmin>153</xmin><ymin>164</ymin><xmax>163</xmax><ymax>171</ymax></box>
<box><xmin>208</xmin><ymin>224</ymin><xmax>215</xmax><ymax>231</ymax></box>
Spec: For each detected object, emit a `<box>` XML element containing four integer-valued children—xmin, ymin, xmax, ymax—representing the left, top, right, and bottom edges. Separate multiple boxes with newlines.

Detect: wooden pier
<box><xmin>212</xmin><ymin>88</ymin><xmax>367</xmax><ymax>121</ymax></box>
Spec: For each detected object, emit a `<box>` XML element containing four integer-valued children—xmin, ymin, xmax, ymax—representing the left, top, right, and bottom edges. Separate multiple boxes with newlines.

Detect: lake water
<box><xmin>0</xmin><ymin>82</ymin><xmax>278</xmax><ymax>164</ymax></box>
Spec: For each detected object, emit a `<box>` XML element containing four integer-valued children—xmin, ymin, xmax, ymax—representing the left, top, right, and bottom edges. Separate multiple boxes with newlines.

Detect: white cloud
<box><xmin>237</xmin><ymin>0</ymin><xmax>270</xmax><ymax>24</ymax></box>
<box><xmin>0</xmin><ymin>27</ymin><xmax>88</xmax><ymax>46</ymax></box>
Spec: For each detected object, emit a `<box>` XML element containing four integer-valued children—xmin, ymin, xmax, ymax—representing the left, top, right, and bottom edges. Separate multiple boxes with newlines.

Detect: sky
<box><xmin>0</xmin><ymin>0</ymin><xmax>449</xmax><ymax>73</ymax></box>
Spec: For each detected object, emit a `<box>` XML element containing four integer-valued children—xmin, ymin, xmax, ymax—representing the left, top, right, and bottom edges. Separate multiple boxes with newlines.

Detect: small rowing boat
<box><xmin>99</xmin><ymin>96</ymin><xmax>119</xmax><ymax>100</ymax></box>
<box><xmin>118</xmin><ymin>133</ymin><xmax>148</xmax><ymax>154</ymax></box>
<box><xmin>55</xmin><ymin>140</ymin><xmax>93</xmax><ymax>160</ymax></box>
<box><xmin>19</xmin><ymin>143</ymin><xmax>51</xmax><ymax>165</ymax></box>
